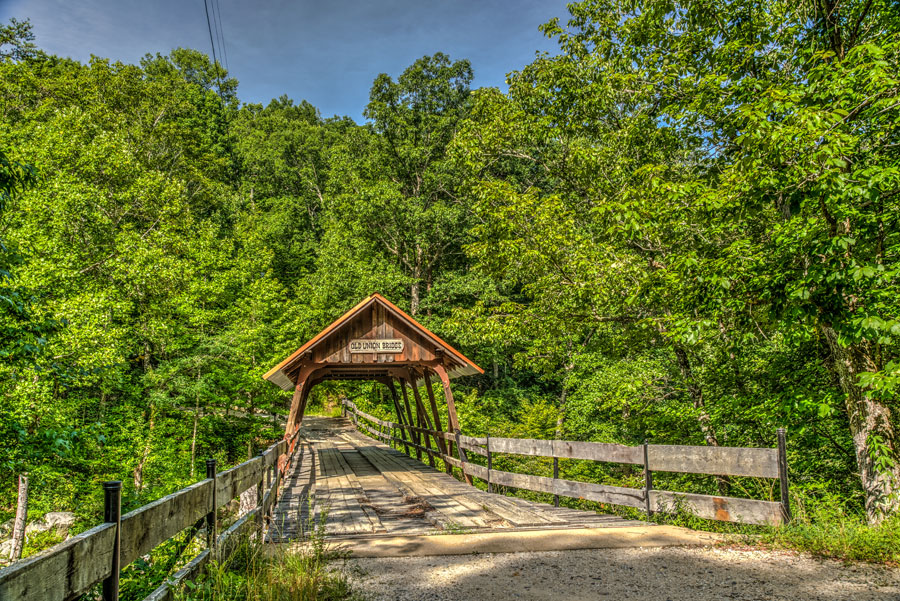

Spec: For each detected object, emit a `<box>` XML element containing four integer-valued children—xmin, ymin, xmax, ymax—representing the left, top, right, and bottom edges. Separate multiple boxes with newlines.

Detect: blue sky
<box><xmin>0</xmin><ymin>0</ymin><xmax>571</xmax><ymax>121</ymax></box>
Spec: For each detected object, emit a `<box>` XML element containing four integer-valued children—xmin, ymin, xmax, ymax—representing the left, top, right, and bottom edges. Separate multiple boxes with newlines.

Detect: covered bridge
<box><xmin>263</xmin><ymin>294</ymin><xmax>483</xmax><ymax>474</ymax></box>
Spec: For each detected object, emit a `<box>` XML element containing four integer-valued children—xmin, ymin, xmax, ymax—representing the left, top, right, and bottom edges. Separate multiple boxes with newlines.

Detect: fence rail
<box><xmin>0</xmin><ymin>427</ymin><xmax>303</xmax><ymax>601</ymax></box>
<box><xmin>341</xmin><ymin>399</ymin><xmax>790</xmax><ymax>527</ymax></box>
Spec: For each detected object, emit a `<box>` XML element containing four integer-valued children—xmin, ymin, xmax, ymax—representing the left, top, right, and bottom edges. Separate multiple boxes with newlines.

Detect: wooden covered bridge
<box><xmin>0</xmin><ymin>294</ymin><xmax>790</xmax><ymax>600</ymax></box>
<box><xmin>262</xmin><ymin>294</ymin><xmax>789</xmax><ymax>541</ymax></box>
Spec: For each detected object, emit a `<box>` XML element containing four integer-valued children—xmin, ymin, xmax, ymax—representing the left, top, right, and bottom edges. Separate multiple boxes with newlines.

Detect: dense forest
<box><xmin>1</xmin><ymin>0</ymin><xmax>899</xmax><ymax>555</ymax></box>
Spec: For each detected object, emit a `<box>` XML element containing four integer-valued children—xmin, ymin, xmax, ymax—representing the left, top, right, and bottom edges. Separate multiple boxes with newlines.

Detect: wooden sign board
<box><xmin>349</xmin><ymin>339</ymin><xmax>404</xmax><ymax>353</ymax></box>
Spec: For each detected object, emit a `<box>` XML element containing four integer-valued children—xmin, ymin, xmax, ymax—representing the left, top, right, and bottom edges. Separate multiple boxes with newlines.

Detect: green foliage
<box><xmin>1</xmin><ymin>0</ymin><xmax>899</xmax><ymax>573</ymax></box>
<box><xmin>175</xmin><ymin>529</ymin><xmax>361</xmax><ymax>601</ymax></box>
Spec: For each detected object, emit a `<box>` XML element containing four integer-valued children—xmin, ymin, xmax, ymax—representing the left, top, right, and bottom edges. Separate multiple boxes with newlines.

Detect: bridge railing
<box><xmin>0</xmin><ymin>426</ymin><xmax>304</xmax><ymax>601</ymax></box>
<box><xmin>340</xmin><ymin>399</ymin><xmax>790</xmax><ymax>527</ymax></box>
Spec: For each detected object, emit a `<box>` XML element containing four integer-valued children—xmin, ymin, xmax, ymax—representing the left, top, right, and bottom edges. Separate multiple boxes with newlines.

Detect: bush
<box><xmin>175</xmin><ymin>523</ymin><xmax>361</xmax><ymax>601</ymax></box>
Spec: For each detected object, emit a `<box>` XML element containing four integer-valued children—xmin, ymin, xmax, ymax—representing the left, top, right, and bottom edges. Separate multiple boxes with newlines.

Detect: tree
<box><xmin>333</xmin><ymin>53</ymin><xmax>474</xmax><ymax>315</ymax></box>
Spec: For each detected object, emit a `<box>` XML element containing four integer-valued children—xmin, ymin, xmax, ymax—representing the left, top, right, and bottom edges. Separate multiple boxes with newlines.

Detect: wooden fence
<box><xmin>0</xmin><ymin>427</ymin><xmax>303</xmax><ymax>601</ymax></box>
<box><xmin>341</xmin><ymin>399</ymin><xmax>791</xmax><ymax>527</ymax></box>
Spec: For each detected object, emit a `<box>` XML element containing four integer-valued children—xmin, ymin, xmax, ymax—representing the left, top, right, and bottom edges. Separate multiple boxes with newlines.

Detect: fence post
<box><xmin>206</xmin><ymin>459</ymin><xmax>218</xmax><ymax>559</ymax></box>
<box><xmin>101</xmin><ymin>480</ymin><xmax>122</xmax><ymax>601</ymax></box>
<box><xmin>455</xmin><ymin>430</ymin><xmax>469</xmax><ymax>482</ymax></box>
<box><xmin>777</xmin><ymin>428</ymin><xmax>791</xmax><ymax>524</ymax></box>
<box><xmin>553</xmin><ymin>456</ymin><xmax>560</xmax><ymax>507</ymax></box>
<box><xmin>485</xmin><ymin>434</ymin><xmax>492</xmax><ymax>493</ymax></box>
<box><xmin>643</xmin><ymin>441</ymin><xmax>653</xmax><ymax>518</ymax></box>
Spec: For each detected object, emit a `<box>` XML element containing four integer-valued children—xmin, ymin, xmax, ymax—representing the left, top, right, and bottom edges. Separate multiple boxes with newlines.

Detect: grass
<box><xmin>754</xmin><ymin>493</ymin><xmax>900</xmax><ymax>565</ymax></box>
<box><xmin>174</xmin><ymin>523</ymin><xmax>362</xmax><ymax>601</ymax></box>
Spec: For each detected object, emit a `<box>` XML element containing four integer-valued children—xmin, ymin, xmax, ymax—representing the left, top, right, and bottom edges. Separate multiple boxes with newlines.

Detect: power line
<box><xmin>213</xmin><ymin>0</ymin><xmax>229</xmax><ymax>72</ymax></box>
<box><xmin>202</xmin><ymin>0</ymin><xmax>224</xmax><ymax>95</ymax></box>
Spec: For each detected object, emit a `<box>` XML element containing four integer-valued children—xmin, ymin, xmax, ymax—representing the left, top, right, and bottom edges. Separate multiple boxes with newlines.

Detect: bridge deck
<box><xmin>268</xmin><ymin>416</ymin><xmax>645</xmax><ymax>541</ymax></box>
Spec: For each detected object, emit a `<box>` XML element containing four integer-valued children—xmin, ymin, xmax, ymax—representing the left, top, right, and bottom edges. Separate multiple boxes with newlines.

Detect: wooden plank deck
<box><xmin>269</xmin><ymin>416</ymin><xmax>645</xmax><ymax>542</ymax></box>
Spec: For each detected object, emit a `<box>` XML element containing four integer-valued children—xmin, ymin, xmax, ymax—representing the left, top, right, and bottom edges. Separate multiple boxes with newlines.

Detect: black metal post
<box><xmin>553</xmin><ymin>456</ymin><xmax>560</xmax><ymax>507</ymax></box>
<box><xmin>102</xmin><ymin>480</ymin><xmax>121</xmax><ymax>601</ymax></box>
<box><xmin>643</xmin><ymin>441</ymin><xmax>653</xmax><ymax>518</ymax></box>
<box><xmin>777</xmin><ymin>428</ymin><xmax>791</xmax><ymax>524</ymax></box>
<box><xmin>206</xmin><ymin>459</ymin><xmax>218</xmax><ymax>557</ymax></box>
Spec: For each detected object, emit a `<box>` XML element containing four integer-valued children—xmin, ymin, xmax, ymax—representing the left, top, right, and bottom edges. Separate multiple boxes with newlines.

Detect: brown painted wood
<box><xmin>399</xmin><ymin>378</ymin><xmax>421</xmax><ymax>461</ymax></box>
<box><xmin>387</xmin><ymin>380</ymin><xmax>411</xmax><ymax>455</ymax></box>
<box><xmin>432</xmin><ymin>364</ymin><xmax>473</xmax><ymax>484</ymax></box>
<box><xmin>408</xmin><ymin>371</ymin><xmax>438</xmax><ymax>468</ymax></box>
<box><xmin>410</xmin><ymin>369</ymin><xmax>452</xmax><ymax>466</ymax></box>
<box><xmin>424</xmin><ymin>371</ymin><xmax>453</xmax><ymax>474</ymax></box>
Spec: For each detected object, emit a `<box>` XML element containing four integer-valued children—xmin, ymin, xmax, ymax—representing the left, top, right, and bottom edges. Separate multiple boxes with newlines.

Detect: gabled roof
<box><xmin>263</xmin><ymin>294</ymin><xmax>483</xmax><ymax>390</ymax></box>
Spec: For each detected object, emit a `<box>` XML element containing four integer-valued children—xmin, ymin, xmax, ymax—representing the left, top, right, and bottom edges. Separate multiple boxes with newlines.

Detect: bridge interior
<box><xmin>268</xmin><ymin>416</ymin><xmax>643</xmax><ymax>541</ymax></box>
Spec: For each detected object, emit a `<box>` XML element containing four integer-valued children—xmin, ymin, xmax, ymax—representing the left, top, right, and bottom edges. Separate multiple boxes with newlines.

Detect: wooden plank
<box><xmin>0</xmin><ymin>522</ymin><xmax>116</xmax><ymax>601</ymax></box>
<box><xmin>470</xmin><ymin>466</ymin><xmax>646</xmax><ymax>509</ymax></box>
<box><xmin>553</xmin><ymin>440</ymin><xmax>643</xmax><ymax>464</ymax></box>
<box><xmin>142</xmin><ymin>549</ymin><xmax>210</xmax><ymax>601</ymax></box>
<box><xmin>650</xmin><ymin>490</ymin><xmax>784</xmax><ymax>525</ymax></box>
<box><xmin>648</xmin><ymin>445</ymin><xmax>779</xmax><ymax>478</ymax></box>
<box><xmin>485</xmin><ymin>438</ymin><xmax>643</xmax><ymax>464</ymax></box>
<box><xmin>488</xmin><ymin>437</ymin><xmax>554</xmax><ymax>456</ymax></box>
<box><xmin>217</xmin><ymin>456</ymin><xmax>263</xmax><ymax>504</ymax></box>
<box><xmin>216</xmin><ymin>507</ymin><xmax>260</xmax><ymax>559</ymax></box>
<box><xmin>120</xmin><ymin>479</ymin><xmax>213</xmax><ymax>567</ymax></box>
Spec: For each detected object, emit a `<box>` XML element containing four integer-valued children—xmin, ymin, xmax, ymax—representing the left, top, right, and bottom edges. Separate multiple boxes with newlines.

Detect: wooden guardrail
<box><xmin>0</xmin><ymin>427</ymin><xmax>304</xmax><ymax>601</ymax></box>
<box><xmin>341</xmin><ymin>400</ymin><xmax>791</xmax><ymax>526</ymax></box>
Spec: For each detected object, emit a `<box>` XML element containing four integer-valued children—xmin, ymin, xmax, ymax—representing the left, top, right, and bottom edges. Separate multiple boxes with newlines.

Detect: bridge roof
<box><xmin>263</xmin><ymin>294</ymin><xmax>483</xmax><ymax>390</ymax></box>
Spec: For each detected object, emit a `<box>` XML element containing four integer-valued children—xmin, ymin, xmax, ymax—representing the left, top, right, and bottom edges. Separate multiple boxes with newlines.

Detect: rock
<box><xmin>24</xmin><ymin>511</ymin><xmax>76</xmax><ymax>537</ymax></box>
<box><xmin>0</xmin><ymin>519</ymin><xmax>11</xmax><ymax>538</ymax></box>
<box><xmin>0</xmin><ymin>538</ymin><xmax>13</xmax><ymax>559</ymax></box>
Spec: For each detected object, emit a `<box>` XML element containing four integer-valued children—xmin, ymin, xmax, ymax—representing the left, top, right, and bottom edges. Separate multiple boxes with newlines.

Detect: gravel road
<box><xmin>342</xmin><ymin>546</ymin><xmax>900</xmax><ymax>601</ymax></box>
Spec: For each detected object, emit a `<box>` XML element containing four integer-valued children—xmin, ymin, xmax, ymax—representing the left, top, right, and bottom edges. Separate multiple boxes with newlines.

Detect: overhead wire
<box><xmin>202</xmin><ymin>0</ymin><xmax>224</xmax><ymax>96</ymax></box>
<box><xmin>213</xmin><ymin>0</ymin><xmax>229</xmax><ymax>72</ymax></box>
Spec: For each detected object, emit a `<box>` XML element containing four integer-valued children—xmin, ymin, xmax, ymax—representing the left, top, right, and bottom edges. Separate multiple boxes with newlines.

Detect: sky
<box><xmin>0</xmin><ymin>0</ymin><xmax>571</xmax><ymax>121</ymax></box>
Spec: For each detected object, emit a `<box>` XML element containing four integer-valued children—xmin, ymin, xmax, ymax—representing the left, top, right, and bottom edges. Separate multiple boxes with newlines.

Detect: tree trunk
<box><xmin>410</xmin><ymin>245</ymin><xmax>423</xmax><ymax>315</ymax></box>
<box><xmin>674</xmin><ymin>345</ymin><xmax>729</xmax><ymax>494</ymax></box>
<box><xmin>10</xmin><ymin>474</ymin><xmax>28</xmax><ymax>561</ymax></box>
<box><xmin>820</xmin><ymin>323</ymin><xmax>900</xmax><ymax>524</ymax></box>
<box><xmin>133</xmin><ymin>404</ymin><xmax>155</xmax><ymax>492</ymax></box>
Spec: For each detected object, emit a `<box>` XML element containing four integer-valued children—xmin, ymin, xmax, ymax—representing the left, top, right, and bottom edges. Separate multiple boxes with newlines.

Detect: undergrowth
<box><xmin>174</xmin><ymin>524</ymin><xmax>362</xmax><ymax>601</ymax></box>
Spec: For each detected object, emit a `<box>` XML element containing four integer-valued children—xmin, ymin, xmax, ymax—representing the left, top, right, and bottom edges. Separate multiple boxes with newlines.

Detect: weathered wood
<box><xmin>647</xmin><ymin>445</ymin><xmax>779</xmax><ymax>478</ymax></box>
<box><xmin>0</xmin><ymin>522</ymin><xmax>117</xmax><ymax>601</ymax></box>
<box><xmin>216</xmin><ymin>507</ymin><xmax>260</xmax><ymax>559</ymax></box>
<box><xmin>142</xmin><ymin>549</ymin><xmax>210</xmax><ymax>601</ymax></box>
<box><xmin>777</xmin><ymin>428</ymin><xmax>791</xmax><ymax>523</ymax></box>
<box><xmin>216</xmin><ymin>456</ymin><xmax>263</xmax><ymax>504</ymax></box>
<box><xmin>478</xmin><ymin>467</ymin><xmax>647</xmax><ymax>509</ymax></box>
<box><xmin>649</xmin><ymin>490</ymin><xmax>784</xmax><ymax>526</ymax></box>
<box><xmin>120</xmin><ymin>479</ymin><xmax>213</xmax><ymax>567</ymax></box>
<box><xmin>553</xmin><ymin>440</ymin><xmax>644</xmax><ymax>464</ymax></box>
<box><xmin>399</xmin><ymin>378</ymin><xmax>421</xmax><ymax>461</ymax></box>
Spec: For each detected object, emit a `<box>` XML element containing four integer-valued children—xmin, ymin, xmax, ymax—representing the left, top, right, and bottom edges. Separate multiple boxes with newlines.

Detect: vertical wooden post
<box><xmin>433</xmin><ymin>365</ymin><xmax>473</xmax><ymax>485</ymax></box>
<box><xmin>399</xmin><ymin>378</ymin><xmax>421</xmax><ymax>461</ymax></box>
<box><xmin>206</xmin><ymin>459</ymin><xmax>218</xmax><ymax>558</ymax></box>
<box><xmin>643</xmin><ymin>441</ymin><xmax>653</xmax><ymax>518</ymax></box>
<box><xmin>777</xmin><ymin>428</ymin><xmax>791</xmax><ymax>524</ymax></box>
<box><xmin>485</xmin><ymin>435</ymin><xmax>492</xmax><ymax>493</ymax></box>
<box><xmin>408</xmin><ymin>372</ymin><xmax>437</xmax><ymax>467</ymax></box>
<box><xmin>553</xmin><ymin>457</ymin><xmax>560</xmax><ymax>507</ymax></box>
<box><xmin>424</xmin><ymin>371</ymin><xmax>452</xmax><ymax>474</ymax></box>
<box><xmin>256</xmin><ymin>452</ymin><xmax>265</xmax><ymax>532</ymax></box>
<box><xmin>388</xmin><ymin>380</ymin><xmax>411</xmax><ymax>455</ymax></box>
<box><xmin>10</xmin><ymin>474</ymin><xmax>28</xmax><ymax>561</ymax></box>
<box><xmin>101</xmin><ymin>480</ymin><xmax>122</xmax><ymax>601</ymax></box>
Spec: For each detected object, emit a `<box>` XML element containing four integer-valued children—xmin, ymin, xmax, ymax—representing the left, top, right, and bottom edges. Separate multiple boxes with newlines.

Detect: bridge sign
<box><xmin>349</xmin><ymin>338</ymin><xmax>404</xmax><ymax>353</ymax></box>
